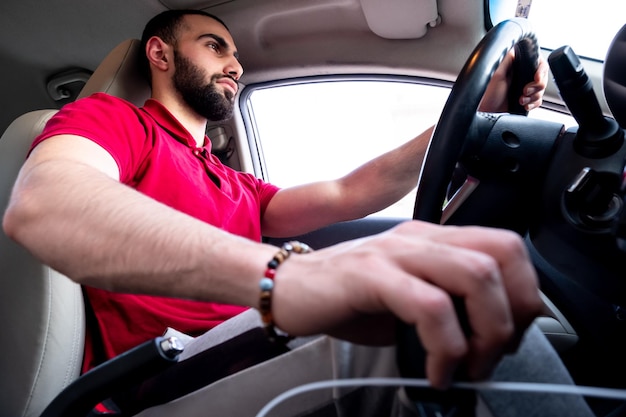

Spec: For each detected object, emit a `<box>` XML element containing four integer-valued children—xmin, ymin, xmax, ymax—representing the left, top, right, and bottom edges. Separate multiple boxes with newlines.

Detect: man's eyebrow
<box><xmin>198</xmin><ymin>33</ymin><xmax>240</xmax><ymax>59</ymax></box>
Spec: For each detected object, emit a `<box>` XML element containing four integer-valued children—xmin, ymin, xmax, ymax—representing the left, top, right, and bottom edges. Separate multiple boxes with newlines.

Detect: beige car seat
<box><xmin>0</xmin><ymin>39</ymin><xmax>151</xmax><ymax>417</ymax></box>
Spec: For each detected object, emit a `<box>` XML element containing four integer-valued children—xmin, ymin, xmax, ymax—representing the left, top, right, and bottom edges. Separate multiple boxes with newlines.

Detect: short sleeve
<box><xmin>31</xmin><ymin>93</ymin><xmax>152</xmax><ymax>183</ymax></box>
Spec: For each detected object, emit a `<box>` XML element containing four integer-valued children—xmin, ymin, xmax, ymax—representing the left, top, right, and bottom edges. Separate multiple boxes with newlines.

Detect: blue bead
<box><xmin>259</xmin><ymin>277</ymin><xmax>274</xmax><ymax>291</ymax></box>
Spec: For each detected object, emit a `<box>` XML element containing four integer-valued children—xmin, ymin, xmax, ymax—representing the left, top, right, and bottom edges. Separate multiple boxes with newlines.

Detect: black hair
<box><xmin>138</xmin><ymin>9</ymin><xmax>229</xmax><ymax>81</ymax></box>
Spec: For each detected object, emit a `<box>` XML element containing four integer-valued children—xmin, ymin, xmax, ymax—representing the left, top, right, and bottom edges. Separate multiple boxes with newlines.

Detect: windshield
<box><xmin>488</xmin><ymin>0</ymin><xmax>625</xmax><ymax>62</ymax></box>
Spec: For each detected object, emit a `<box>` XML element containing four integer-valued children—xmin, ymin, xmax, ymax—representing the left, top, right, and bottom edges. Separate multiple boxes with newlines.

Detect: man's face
<box><xmin>172</xmin><ymin>49</ymin><xmax>234</xmax><ymax>121</ymax></box>
<box><xmin>170</xmin><ymin>15</ymin><xmax>242</xmax><ymax>121</ymax></box>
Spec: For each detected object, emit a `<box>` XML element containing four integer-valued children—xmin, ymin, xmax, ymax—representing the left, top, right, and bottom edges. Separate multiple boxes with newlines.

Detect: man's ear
<box><xmin>145</xmin><ymin>36</ymin><xmax>171</xmax><ymax>72</ymax></box>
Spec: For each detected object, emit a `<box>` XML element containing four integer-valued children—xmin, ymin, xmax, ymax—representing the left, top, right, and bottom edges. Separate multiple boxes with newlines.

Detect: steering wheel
<box><xmin>412</xmin><ymin>18</ymin><xmax>538</xmax><ymax>224</ymax></box>
<box><xmin>397</xmin><ymin>17</ymin><xmax>539</xmax><ymax>383</ymax></box>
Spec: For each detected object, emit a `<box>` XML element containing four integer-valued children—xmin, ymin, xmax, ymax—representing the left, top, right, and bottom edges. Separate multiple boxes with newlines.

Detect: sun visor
<box><xmin>359</xmin><ymin>0</ymin><xmax>439</xmax><ymax>39</ymax></box>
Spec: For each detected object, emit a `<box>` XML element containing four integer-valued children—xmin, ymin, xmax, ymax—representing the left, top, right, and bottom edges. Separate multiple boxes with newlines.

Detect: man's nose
<box><xmin>224</xmin><ymin>57</ymin><xmax>243</xmax><ymax>80</ymax></box>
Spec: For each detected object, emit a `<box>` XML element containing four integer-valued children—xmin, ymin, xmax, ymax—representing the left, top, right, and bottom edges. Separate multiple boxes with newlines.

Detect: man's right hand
<box><xmin>270</xmin><ymin>220</ymin><xmax>543</xmax><ymax>389</ymax></box>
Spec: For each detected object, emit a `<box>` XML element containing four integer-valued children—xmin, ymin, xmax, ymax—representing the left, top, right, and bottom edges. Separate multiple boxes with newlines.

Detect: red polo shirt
<box><xmin>32</xmin><ymin>93</ymin><xmax>280</xmax><ymax>371</ymax></box>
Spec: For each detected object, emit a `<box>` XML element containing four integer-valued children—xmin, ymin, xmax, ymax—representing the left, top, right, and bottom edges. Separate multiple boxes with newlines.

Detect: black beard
<box><xmin>173</xmin><ymin>51</ymin><xmax>234</xmax><ymax>121</ymax></box>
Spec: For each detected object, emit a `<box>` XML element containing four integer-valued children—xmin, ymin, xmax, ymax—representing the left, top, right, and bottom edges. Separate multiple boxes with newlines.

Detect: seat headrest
<box><xmin>77</xmin><ymin>39</ymin><xmax>150</xmax><ymax>107</ymax></box>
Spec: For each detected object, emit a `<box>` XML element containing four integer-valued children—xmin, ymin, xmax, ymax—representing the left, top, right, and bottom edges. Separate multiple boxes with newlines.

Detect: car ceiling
<box><xmin>0</xmin><ymin>0</ymin><xmax>582</xmax><ymax>142</ymax></box>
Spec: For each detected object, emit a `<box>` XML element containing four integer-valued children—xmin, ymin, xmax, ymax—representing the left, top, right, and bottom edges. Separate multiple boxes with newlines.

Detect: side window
<box><xmin>246</xmin><ymin>80</ymin><xmax>450</xmax><ymax>218</ymax></box>
<box><xmin>244</xmin><ymin>79</ymin><xmax>577</xmax><ymax>218</ymax></box>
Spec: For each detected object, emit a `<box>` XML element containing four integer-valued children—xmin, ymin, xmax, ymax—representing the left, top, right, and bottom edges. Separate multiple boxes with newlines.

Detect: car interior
<box><xmin>0</xmin><ymin>0</ymin><xmax>625</xmax><ymax>416</ymax></box>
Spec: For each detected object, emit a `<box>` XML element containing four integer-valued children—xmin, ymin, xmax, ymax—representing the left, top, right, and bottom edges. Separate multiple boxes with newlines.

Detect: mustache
<box><xmin>212</xmin><ymin>74</ymin><xmax>239</xmax><ymax>85</ymax></box>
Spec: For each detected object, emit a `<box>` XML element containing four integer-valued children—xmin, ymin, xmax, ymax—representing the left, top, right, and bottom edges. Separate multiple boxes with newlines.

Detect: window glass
<box><xmin>248</xmin><ymin>80</ymin><xmax>448</xmax><ymax>218</ymax></box>
<box><xmin>246</xmin><ymin>79</ymin><xmax>575</xmax><ymax>218</ymax></box>
<box><xmin>488</xmin><ymin>0</ymin><xmax>624</xmax><ymax>62</ymax></box>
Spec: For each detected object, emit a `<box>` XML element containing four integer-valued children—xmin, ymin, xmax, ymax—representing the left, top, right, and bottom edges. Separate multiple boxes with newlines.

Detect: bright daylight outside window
<box><xmin>247</xmin><ymin>81</ymin><xmax>450</xmax><ymax>218</ymax></box>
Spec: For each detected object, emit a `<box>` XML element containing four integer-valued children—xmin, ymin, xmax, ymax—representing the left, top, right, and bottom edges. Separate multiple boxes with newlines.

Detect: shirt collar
<box><xmin>142</xmin><ymin>98</ymin><xmax>212</xmax><ymax>151</ymax></box>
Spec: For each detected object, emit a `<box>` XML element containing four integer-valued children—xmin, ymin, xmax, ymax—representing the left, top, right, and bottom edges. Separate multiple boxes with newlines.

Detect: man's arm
<box><xmin>3</xmin><ymin>134</ymin><xmax>276</xmax><ymax>307</ymax></box>
<box><xmin>261</xmin><ymin>126</ymin><xmax>432</xmax><ymax>237</ymax></box>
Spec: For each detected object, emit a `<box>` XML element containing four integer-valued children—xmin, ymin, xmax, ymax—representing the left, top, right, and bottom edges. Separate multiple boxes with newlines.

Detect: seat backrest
<box><xmin>0</xmin><ymin>39</ymin><xmax>149</xmax><ymax>417</ymax></box>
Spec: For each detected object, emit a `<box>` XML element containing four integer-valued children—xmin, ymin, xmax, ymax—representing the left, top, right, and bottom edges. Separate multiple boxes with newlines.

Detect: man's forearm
<box><xmin>261</xmin><ymin>125</ymin><xmax>432</xmax><ymax>237</ymax></box>
<box><xmin>338</xmin><ymin>125</ymin><xmax>432</xmax><ymax>216</ymax></box>
<box><xmin>3</xmin><ymin>160</ymin><xmax>273</xmax><ymax>308</ymax></box>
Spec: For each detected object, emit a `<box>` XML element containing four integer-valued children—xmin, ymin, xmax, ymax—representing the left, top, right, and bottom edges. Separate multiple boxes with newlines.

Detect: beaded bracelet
<box><xmin>259</xmin><ymin>241</ymin><xmax>313</xmax><ymax>343</ymax></box>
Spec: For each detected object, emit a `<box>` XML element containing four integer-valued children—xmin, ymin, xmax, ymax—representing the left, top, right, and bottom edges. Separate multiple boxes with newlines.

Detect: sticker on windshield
<box><xmin>516</xmin><ymin>0</ymin><xmax>532</xmax><ymax>18</ymax></box>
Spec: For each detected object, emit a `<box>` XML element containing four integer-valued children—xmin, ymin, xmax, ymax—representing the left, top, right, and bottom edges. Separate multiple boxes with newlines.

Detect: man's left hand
<box><xmin>479</xmin><ymin>49</ymin><xmax>549</xmax><ymax>113</ymax></box>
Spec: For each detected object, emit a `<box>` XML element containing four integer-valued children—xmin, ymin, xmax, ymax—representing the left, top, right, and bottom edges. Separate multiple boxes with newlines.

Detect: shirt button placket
<box><xmin>193</xmin><ymin>147</ymin><xmax>221</xmax><ymax>188</ymax></box>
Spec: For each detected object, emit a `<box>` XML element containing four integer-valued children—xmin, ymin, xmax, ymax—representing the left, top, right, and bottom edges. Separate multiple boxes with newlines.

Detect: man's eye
<box><xmin>208</xmin><ymin>43</ymin><xmax>219</xmax><ymax>51</ymax></box>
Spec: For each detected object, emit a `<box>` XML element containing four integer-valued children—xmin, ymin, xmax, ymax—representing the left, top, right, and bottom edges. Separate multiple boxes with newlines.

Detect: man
<box><xmin>3</xmin><ymin>9</ymin><xmax>590</xmax><ymax>417</ymax></box>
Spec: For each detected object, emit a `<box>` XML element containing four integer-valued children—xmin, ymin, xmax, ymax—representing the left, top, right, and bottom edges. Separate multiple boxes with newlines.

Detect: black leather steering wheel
<box><xmin>412</xmin><ymin>18</ymin><xmax>539</xmax><ymax>224</ymax></box>
<box><xmin>398</xmin><ymin>18</ymin><xmax>540</xmax><ymax>386</ymax></box>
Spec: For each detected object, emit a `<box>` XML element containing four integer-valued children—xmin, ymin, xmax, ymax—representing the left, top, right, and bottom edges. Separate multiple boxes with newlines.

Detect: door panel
<box><xmin>265</xmin><ymin>217</ymin><xmax>406</xmax><ymax>249</ymax></box>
